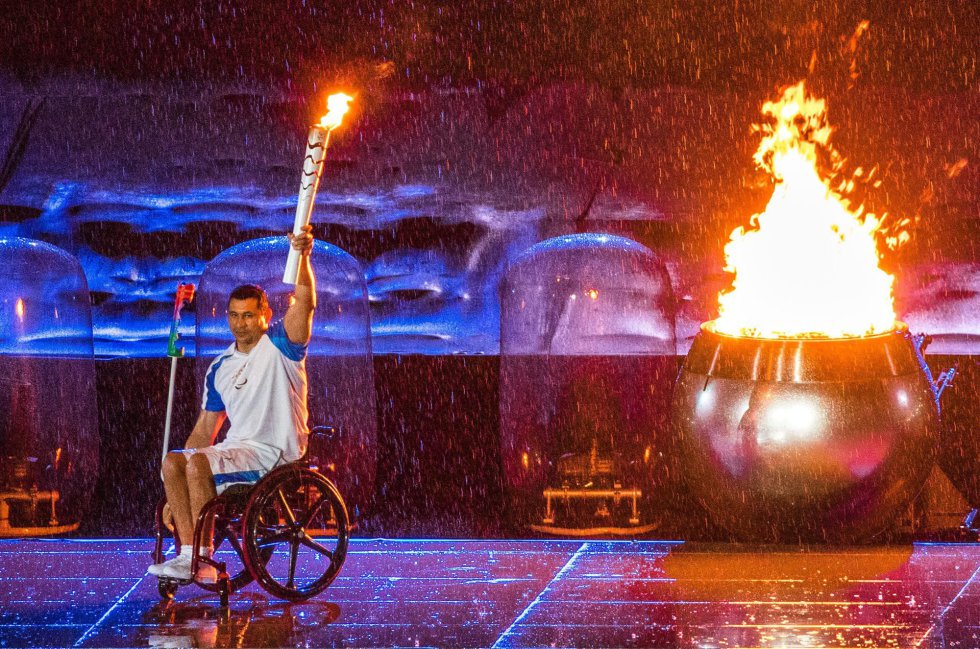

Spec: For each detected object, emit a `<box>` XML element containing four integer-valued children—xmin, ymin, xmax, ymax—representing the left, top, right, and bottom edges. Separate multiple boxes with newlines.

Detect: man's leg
<box><xmin>152</xmin><ymin>452</ymin><xmax>219</xmax><ymax>580</ymax></box>
<box><xmin>150</xmin><ymin>452</ymin><xmax>201</xmax><ymax>579</ymax></box>
<box><xmin>185</xmin><ymin>453</ymin><xmax>218</xmax><ymax>550</ymax></box>
<box><xmin>161</xmin><ymin>452</ymin><xmax>194</xmax><ymax>546</ymax></box>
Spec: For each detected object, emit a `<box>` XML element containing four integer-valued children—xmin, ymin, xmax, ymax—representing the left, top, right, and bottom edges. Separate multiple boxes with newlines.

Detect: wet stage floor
<box><xmin>0</xmin><ymin>539</ymin><xmax>978</xmax><ymax>648</ymax></box>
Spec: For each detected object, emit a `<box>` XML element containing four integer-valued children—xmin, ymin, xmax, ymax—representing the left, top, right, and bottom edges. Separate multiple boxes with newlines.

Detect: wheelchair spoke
<box><xmin>299</xmin><ymin>533</ymin><xmax>334</xmax><ymax>560</ymax></box>
<box><xmin>300</xmin><ymin>493</ymin><xmax>329</xmax><ymax>529</ymax></box>
<box><xmin>276</xmin><ymin>488</ymin><xmax>297</xmax><ymax>525</ymax></box>
<box><xmin>254</xmin><ymin>521</ymin><xmax>279</xmax><ymax>534</ymax></box>
<box><xmin>256</xmin><ymin>529</ymin><xmax>291</xmax><ymax>549</ymax></box>
<box><xmin>211</xmin><ymin>524</ymin><xmax>228</xmax><ymax>548</ymax></box>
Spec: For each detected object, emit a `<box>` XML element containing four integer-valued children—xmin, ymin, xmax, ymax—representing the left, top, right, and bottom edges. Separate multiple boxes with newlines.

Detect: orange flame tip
<box><xmin>319</xmin><ymin>93</ymin><xmax>354</xmax><ymax>131</ymax></box>
<box><xmin>714</xmin><ymin>81</ymin><xmax>904</xmax><ymax>339</ymax></box>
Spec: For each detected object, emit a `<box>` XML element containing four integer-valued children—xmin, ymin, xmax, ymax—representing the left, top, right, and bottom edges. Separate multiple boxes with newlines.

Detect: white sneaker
<box><xmin>148</xmin><ymin>552</ymin><xmax>192</xmax><ymax>580</ymax></box>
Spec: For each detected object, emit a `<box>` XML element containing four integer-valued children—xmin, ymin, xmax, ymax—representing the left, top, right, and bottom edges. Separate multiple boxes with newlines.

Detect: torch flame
<box><xmin>15</xmin><ymin>298</ymin><xmax>25</xmax><ymax>321</ymax></box>
<box><xmin>318</xmin><ymin>93</ymin><xmax>354</xmax><ymax>131</ymax></box>
<box><xmin>714</xmin><ymin>81</ymin><xmax>899</xmax><ymax>339</ymax></box>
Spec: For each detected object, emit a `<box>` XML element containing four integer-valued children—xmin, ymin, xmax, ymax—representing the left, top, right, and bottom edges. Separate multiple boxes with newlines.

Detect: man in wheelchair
<box><xmin>148</xmin><ymin>226</ymin><xmax>316</xmax><ymax>583</ymax></box>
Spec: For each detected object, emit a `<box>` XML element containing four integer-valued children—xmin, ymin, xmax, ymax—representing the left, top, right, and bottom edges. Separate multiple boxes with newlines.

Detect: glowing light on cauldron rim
<box><xmin>703</xmin><ymin>318</ymin><xmax>905</xmax><ymax>341</ymax></box>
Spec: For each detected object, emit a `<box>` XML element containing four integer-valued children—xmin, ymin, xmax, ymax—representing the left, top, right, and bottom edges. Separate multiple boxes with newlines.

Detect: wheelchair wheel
<box><xmin>241</xmin><ymin>465</ymin><xmax>349</xmax><ymax>601</ymax></box>
<box><xmin>157</xmin><ymin>579</ymin><xmax>178</xmax><ymax>600</ymax></box>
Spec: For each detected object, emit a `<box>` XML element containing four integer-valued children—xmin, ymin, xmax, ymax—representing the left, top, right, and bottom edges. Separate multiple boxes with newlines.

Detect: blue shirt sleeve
<box><xmin>203</xmin><ymin>356</ymin><xmax>227</xmax><ymax>412</ymax></box>
<box><xmin>268</xmin><ymin>319</ymin><xmax>308</xmax><ymax>362</ymax></box>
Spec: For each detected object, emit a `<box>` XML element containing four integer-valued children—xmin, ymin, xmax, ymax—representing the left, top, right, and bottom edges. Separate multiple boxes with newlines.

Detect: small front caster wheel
<box><xmin>157</xmin><ymin>579</ymin><xmax>179</xmax><ymax>600</ymax></box>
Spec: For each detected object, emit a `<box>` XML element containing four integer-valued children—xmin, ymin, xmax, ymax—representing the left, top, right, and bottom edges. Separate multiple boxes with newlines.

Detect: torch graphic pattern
<box><xmin>300</xmin><ymin>133</ymin><xmax>328</xmax><ymax>193</ymax></box>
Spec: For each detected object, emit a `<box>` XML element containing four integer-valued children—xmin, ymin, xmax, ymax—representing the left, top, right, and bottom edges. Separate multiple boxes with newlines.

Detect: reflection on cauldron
<box><xmin>141</xmin><ymin>594</ymin><xmax>341</xmax><ymax>648</ymax></box>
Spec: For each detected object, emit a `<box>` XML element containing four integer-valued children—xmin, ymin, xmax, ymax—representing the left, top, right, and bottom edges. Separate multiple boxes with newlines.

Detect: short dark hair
<box><xmin>229</xmin><ymin>284</ymin><xmax>269</xmax><ymax>312</ymax></box>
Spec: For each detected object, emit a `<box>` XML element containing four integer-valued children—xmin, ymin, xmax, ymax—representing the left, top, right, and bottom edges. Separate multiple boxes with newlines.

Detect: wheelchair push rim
<box><xmin>241</xmin><ymin>465</ymin><xmax>349</xmax><ymax>601</ymax></box>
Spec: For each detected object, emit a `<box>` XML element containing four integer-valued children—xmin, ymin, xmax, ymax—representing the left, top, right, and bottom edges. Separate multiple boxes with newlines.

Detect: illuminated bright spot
<box><xmin>696</xmin><ymin>386</ymin><xmax>715</xmax><ymax>413</ymax></box>
<box><xmin>15</xmin><ymin>298</ymin><xmax>25</xmax><ymax>320</ymax></box>
<box><xmin>586</xmin><ymin>289</ymin><xmax>599</xmax><ymax>300</ymax></box>
<box><xmin>319</xmin><ymin>93</ymin><xmax>354</xmax><ymax>130</ymax></box>
<box><xmin>763</xmin><ymin>399</ymin><xmax>822</xmax><ymax>444</ymax></box>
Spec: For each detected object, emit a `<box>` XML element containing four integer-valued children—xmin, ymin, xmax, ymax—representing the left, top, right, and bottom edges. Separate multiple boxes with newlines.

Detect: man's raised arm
<box><xmin>284</xmin><ymin>224</ymin><xmax>317</xmax><ymax>345</ymax></box>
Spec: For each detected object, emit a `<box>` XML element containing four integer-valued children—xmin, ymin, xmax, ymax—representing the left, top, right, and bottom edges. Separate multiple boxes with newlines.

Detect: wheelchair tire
<box><xmin>241</xmin><ymin>465</ymin><xmax>349</xmax><ymax>601</ymax></box>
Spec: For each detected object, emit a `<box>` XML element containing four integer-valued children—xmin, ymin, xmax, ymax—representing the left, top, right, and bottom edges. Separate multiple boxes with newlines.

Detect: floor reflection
<box><xmin>139</xmin><ymin>595</ymin><xmax>341</xmax><ymax>648</ymax></box>
<box><xmin>0</xmin><ymin>539</ymin><xmax>977</xmax><ymax>648</ymax></box>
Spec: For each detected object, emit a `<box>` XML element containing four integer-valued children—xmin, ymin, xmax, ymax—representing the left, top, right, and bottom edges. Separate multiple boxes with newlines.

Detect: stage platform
<box><xmin>1</xmin><ymin>538</ymin><xmax>978</xmax><ymax>648</ymax></box>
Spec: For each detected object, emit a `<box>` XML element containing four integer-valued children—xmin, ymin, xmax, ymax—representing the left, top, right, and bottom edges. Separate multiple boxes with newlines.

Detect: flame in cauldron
<box><xmin>714</xmin><ymin>82</ymin><xmax>901</xmax><ymax>339</ymax></box>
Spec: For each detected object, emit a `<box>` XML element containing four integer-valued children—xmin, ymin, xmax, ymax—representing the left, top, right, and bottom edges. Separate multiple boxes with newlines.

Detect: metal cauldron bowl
<box><xmin>671</xmin><ymin>320</ymin><xmax>941</xmax><ymax>542</ymax></box>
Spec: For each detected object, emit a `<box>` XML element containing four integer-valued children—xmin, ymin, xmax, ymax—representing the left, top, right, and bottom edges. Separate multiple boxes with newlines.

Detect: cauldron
<box><xmin>672</xmin><ymin>321</ymin><xmax>942</xmax><ymax>542</ymax></box>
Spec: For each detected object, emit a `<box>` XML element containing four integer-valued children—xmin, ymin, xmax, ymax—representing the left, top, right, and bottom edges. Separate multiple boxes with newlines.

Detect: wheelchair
<box><xmin>151</xmin><ymin>426</ymin><xmax>350</xmax><ymax>607</ymax></box>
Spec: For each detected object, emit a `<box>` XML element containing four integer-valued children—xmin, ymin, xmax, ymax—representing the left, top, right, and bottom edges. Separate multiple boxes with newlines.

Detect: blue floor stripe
<box><xmin>490</xmin><ymin>541</ymin><xmax>588</xmax><ymax>649</ymax></box>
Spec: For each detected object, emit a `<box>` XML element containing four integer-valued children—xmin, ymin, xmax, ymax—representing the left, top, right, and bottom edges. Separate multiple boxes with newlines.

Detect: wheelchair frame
<box><xmin>151</xmin><ymin>426</ymin><xmax>350</xmax><ymax>607</ymax></box>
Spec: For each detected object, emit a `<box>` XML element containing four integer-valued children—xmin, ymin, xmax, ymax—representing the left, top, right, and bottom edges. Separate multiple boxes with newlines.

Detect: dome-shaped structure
<box><xmin>0</xmin><ymin>237</ymin><xmax>98</xmax><ymax>535</ymax></box>
<box><xmin>501</xmin><ymin>234</ymin><xmax>676</xmax><ymax>355</ymax></box>
<box><xmin>196</xmin><ymin>237</ymin><xmax>376</xmax><ymax>518</ymax></box>
<box><xmin>499</xmin><ymin>233</ymin><xmax>676</xmax><ymax>534</ymax></box>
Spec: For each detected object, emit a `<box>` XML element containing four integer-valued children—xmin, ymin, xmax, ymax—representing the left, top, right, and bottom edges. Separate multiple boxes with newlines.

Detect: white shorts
<box><xmin>174</xmin><ymin>441</ymin><xmax>284</xmax><ymax>494</ymax></box>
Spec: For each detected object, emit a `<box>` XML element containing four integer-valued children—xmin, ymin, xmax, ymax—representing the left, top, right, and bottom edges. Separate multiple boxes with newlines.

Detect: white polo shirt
<box><xmin>201</xmin><ymin>320</ymin><xmax>309</xmax><ymax>463</ymax></box>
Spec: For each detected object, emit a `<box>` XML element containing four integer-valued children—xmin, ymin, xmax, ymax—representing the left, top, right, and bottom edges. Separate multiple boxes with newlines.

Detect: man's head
<box><xmin>227</xmin><ymin>284</ymin><xmax>272</xmax><ymax>350</ymax></box>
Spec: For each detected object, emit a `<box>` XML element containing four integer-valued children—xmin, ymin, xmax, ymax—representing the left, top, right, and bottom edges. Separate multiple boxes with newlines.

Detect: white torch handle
<box><xmin>284</xmin><ymin>126</ymin><xmax>330</xmax><ymax>284</ymax></box>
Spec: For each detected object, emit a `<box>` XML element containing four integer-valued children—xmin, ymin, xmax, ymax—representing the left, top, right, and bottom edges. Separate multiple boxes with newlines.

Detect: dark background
<box><xmin>1</xmin><ymin>1</ymin><xmax>978</xmax><ymax>538</ymax></box>
<box><xmin>2</xmin><ymin>1</ymin><xmax>976</xmax><ymax>93</ymax></box>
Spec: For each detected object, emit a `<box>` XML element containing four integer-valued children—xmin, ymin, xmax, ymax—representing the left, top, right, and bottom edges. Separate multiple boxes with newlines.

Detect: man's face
<box><xmin>227</xmin><ymin>297</ymin><xmax>271</xmax><ymax>348</ymax></box>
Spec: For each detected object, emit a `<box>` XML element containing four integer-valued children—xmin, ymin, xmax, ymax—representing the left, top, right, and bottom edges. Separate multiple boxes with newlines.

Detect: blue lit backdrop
<box><xmin>0</xmin><ymin>78</ymin><xmax>976</xmax><ymax>357</ymax></box>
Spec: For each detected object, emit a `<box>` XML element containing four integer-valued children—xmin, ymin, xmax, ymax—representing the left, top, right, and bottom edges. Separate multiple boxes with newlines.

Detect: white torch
<box><xmin>283</xmin><ymin>92</ymin><xmax>354</xmax><ymax>284</ymax></box>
